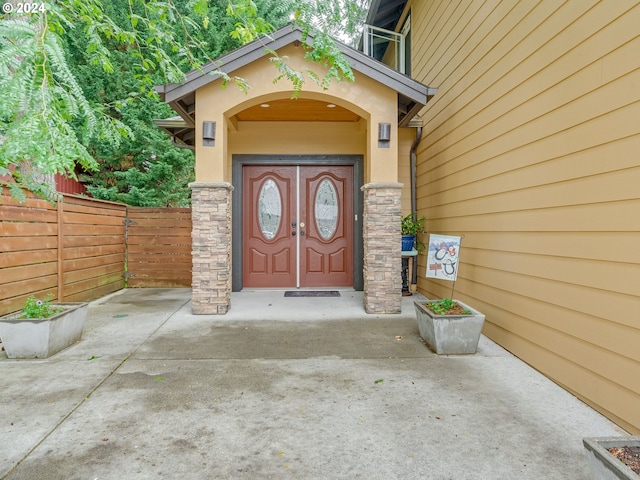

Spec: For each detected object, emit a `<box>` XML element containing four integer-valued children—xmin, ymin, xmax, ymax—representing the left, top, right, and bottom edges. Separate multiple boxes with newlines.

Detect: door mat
<box><xmin>284</xmin><ymin>291</ymin><xmax>341</xmax><ymax>297</ymax></box>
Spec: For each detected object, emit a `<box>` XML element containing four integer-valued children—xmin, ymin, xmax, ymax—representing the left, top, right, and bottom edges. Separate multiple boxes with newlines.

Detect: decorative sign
<box><xmin>426</xmin><ymin>234</ymin><xmax>462</xmax><ymax>281</ymax></box>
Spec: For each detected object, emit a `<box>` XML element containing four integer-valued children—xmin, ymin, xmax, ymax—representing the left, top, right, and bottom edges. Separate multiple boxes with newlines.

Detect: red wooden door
<box><xmin>243</xmin><ymin>165</ymin><xmax>353</xmax><ymax>288</ymax></box>
<box><xmin>299</xmin><ymin>166</ymin><xmax>353</xmax><ymax>287</ymax></box>
<box><xmin>243</xmin><ymin>166</ymin><xmax>297</xmax><ymax>287</ymax></box>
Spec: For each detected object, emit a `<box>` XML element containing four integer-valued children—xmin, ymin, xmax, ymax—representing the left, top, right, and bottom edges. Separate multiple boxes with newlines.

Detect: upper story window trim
<box><xmin>362</xmin><ymin>13</ymin><xmax>411</xmax><ymax>75</ymax></box>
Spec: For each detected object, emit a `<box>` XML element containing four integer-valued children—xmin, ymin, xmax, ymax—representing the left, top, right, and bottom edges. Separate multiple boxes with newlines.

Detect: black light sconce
<box><xmin>378</xmin><ymin>122</ymin><xmax>391</xmax><ymax>148</ymax></box>
<box><xmin>203</xmin><ymin>121</ymin><xmax>216</xmax><ymax>147</ymax></box>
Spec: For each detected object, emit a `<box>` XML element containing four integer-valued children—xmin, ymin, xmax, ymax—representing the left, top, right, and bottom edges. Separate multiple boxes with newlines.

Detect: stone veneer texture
<box><xmin>189</xmin><ymin>182</ymin><xmax>233</xmax><ymax>314</ymax></box>
<box><xmin>361</xmin><ymin>183</ymin><xmax>402</xmax><ymax>314</ymax></box>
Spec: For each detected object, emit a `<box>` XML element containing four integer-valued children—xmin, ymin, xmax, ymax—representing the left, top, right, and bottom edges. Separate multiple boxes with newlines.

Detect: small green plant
<box><xmin>401</xmin><ymin>212</ymin><xmax>427</xmax><ymax>235</ymax></box>
<box><xmin>20</xmin><ymin>295</ymin><xmax>64</xmax><ymax>319</ymax></box>
<box><xmin>424</xmin><ymin>298</ymin><xmax>472</xmax><ymax>315</ymax></box>
<box><xmin>401</xmin><ymin>212</ymin><xmax>427</xmax><ymax>253</ymax></box>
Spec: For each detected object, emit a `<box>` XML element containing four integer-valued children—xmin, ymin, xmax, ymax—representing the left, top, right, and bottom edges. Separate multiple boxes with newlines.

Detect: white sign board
<box><xmin>426</xmin><ymin>234</ymin><xmax>462</xmax><ymax>281</ymax></box>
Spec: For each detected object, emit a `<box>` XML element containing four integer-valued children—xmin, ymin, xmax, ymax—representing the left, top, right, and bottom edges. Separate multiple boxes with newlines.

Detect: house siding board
<box><xmin>419</xmin><ymin>138</ymin><xmax>640</xmax><ymax>208</ymax></box>
<box><xmin>483</xmin><ymin>319</ymin><xmax>640</xmax><ymax>434</ymax></box>
<box><xmin>467</xmin><ymin>294</ymin><xmax>640</xmax><ymax>393</ymax></box>
<box><xmin>458</xmin><ymin>260</ymin><xmax>639</xmax><ymax>334</ymax></box>
<box><xmin>411</xmin><ymin>0</ymin><xmax>640</xmax><ymax>433</ymax></box>
<box><xmin>412</xmin><ymin>0</ymin><xmax>470</xmax><ymax>84</ymax></box>
<box><xmin>416</xmin><ymin>1</ymin><xmax>638</xmax><ymax>160</ymax></box>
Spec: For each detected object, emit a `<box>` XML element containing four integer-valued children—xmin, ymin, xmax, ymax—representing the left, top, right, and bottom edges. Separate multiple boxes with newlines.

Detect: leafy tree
<box><xmin>0</xmin><ymin>0</ymin><xmax>369</xmax><ymax>203</ymax></box>
<box><xmin>77</xmin><ymin>0</ymin><xmax>296</xmax><ymax>207</ymax></box>
<box><xmin>81</xmin><ymin>98</ymin><xmax>195</xmax><ymax>207</ymax></box>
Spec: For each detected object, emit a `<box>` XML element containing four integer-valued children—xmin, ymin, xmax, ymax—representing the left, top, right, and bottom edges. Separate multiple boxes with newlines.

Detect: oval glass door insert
<box><xmin>315</xmin><ymin>179</ymin><xmax>338</xmax><ymax>240</ymax></box>
<box><xmin>258</xmin><ymin>178</ymin><xmax>282</xmax><ymax>240</ymax></box>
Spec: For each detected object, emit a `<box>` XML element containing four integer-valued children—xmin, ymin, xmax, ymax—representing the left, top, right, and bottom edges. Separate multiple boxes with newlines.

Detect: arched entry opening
<box><xmin>228</xmin><ymin>94</ymin><xmax>366</xmax><ymax>291</ymax></box>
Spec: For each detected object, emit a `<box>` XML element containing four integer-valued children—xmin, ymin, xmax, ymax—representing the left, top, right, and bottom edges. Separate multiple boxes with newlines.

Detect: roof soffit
<box><xmin>365</xmin><ymin>0</ymin><xmax>409</xmax><ymax>31</ymax></box>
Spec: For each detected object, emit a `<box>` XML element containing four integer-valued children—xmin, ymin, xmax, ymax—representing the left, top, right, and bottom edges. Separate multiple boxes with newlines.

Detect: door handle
<box><xmin>291</xmin><ymin>231</ymin><xmax>296</xmax><ymax>236</ymax></box>
<box><xmin>300</xmin><ymin>231</ymin><xmax>305</xmax><ymax>236</ymax></box>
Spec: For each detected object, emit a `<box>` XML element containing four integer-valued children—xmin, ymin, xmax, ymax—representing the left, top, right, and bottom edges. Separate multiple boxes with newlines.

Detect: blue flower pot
<box><xmin>402</xmin><ymin>235</ymin><xmax>415</xmax><ymax>251</ymax></box>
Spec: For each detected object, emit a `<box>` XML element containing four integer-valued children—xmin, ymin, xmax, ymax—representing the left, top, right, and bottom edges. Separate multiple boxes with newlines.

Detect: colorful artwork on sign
<box><xmin>426</xmin><ymin>234</ymin><xmax>462</xmax><ymax>281</ymax></box>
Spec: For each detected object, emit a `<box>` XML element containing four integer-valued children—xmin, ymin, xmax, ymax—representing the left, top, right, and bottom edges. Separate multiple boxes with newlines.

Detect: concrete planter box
<box><xmin>414</xmin><ymin>299</ymin><xmax>485</xmax><ymax>355</ymax></box>
<box><xmin>0</xmin><ymin>303</ymin><xmax>88</xmax><ymax>359</ymax></box>
<box><xmin>583</xmin><ymin>437</ymin><xmax>640</xmax><ymax>479</ymax></box>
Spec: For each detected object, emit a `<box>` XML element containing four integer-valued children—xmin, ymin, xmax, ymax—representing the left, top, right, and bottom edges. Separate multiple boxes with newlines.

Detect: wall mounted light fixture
<box><xmin>203</xmin><ymin>121</ymin><xmax>216</xmax><ymax>147</ymax></box>
<box><xmin>378</xmin><ymin>122</ymin><xmax>391</xmax><ymax>148</ymax></box>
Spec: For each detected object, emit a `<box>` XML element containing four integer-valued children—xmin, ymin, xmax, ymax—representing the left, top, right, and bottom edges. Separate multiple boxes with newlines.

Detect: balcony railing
<box><xmin>361</xmin><ymin>24</ymin><xmax>406</xmax><ymax>74</ymax></box>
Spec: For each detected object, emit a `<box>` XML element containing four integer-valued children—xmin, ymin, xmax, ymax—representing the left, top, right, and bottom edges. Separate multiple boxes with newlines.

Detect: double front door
<box><xmin>243</xmin><ymin>165</ymin><xmax>354</xmax><ymax>288</ymax></box>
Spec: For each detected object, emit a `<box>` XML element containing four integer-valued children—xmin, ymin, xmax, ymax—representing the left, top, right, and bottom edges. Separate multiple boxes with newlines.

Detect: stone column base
<box><xmin>361</xmin><ymin>183</ymin><xmax>402</xmax><ymax>314</ymax></box>
<box><xmin>189</xmin><ymin>182</ymin><xmax>233</xmax><ymax>314</ymax></box>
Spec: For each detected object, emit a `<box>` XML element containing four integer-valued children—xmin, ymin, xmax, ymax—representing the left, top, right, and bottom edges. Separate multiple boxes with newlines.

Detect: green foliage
<box><xmin>401</xmin><ymin>212</ymin><xmax>427</xmax><ymax>235</ymax></box>
<box><xmin>227</xmin><ymin>0</ymin><xmax>275</xmax><ymax>43</ymax></box>
<box><xmin>401</xmin><ymin>212</ymin><xmax>427</xmax><ymax>253</ymax></box>
<box><xmin>84</xmin><ymin>122</ymin><xmax>196</xmax><ymax>207</ymax></box>
<box><xmin>20</xmin><ymin>295</ymin><xmax>64</xmax><ymax>319</ymax></box>
<box><xmin>0</xmin><ymin>15</ymin><xmax>130</xmax><ymax>197</ymax></box>
<box><xmin>293</xmin><ymin>0</ymin><xmax>369</xmax><ymax>47</ymax></box>
<box><xmin>0</xmin><ymin>0</ymin><xmax>367</xmax><ymax>204</ymax></box>
<box><xmin>424</xmin><ymin>298</ymin><xmax>472</xmax><ymax>316</ymax></box>
<box><xmin>228</xmin><ymin>0</ymin><xmax>368</xmax><ymax>97</ymax></box>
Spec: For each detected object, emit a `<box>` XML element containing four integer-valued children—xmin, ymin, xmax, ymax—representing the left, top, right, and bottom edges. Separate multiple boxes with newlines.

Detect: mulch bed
<box><xmin>609</xmin><ymin>446</ymin><xmax>640</xmax><ymax>475</ymax></box>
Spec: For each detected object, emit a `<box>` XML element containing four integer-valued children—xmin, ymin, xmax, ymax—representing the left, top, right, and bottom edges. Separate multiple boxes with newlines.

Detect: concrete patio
<box><xmin>0</xmin><ymin>288</ymin><xmax>626</xmax><ymax>479</ymax></box>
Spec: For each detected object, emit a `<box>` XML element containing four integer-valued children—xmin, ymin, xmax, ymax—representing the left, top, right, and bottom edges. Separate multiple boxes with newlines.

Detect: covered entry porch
<box><xmin>156</xmin><ymin>26</ymin><xmax>435</xmax><ymax>314</ymax></box>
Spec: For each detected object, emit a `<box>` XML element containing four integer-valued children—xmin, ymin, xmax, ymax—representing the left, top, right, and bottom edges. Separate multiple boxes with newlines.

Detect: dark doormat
<box><xmin>284</xmin><ymin>291</ymin><xmax>341</xmax><ymax>297</ymax></box>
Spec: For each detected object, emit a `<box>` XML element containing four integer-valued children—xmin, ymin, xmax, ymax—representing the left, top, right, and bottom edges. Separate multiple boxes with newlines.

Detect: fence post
<box><xmin>57</xmin><ymin>195</ymin><xmax>64</xmax><ymax>301</ymax></box>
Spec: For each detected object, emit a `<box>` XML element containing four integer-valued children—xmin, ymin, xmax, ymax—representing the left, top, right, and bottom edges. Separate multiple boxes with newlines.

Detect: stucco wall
<box><xmin>194</xmin><ymin>43</ymin><xmax>399</xmax><ymax>184</ymax></box>
<box><xmin>410</xmin><ymin>0</ymin><xmax>640</xmax><ymax>433</ymax></box>
<box><xmin>227</xmin><ymin>121</ymin><xmax>366</xmax><ymax>182</ymax></box>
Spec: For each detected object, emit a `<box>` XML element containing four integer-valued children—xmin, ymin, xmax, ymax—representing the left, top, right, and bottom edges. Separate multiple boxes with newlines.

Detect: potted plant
<box><xmin>401</xmin><ymin>212</ymin><xmax>426</xmax><ymax>252</ymax></box>
<box><xmin>583</xmin><ymin>436</ymin><xmax>640</xmax><ymax>479</ymax></box>
<box><xmin>413</xmin><ymin>297</ymin><xmax>485</xmax><ymax>354</ymax></box>
<box><xmin>0</xmin><ymin>294</ymin><xmax>88</xmax><ymax>359</ymax></box>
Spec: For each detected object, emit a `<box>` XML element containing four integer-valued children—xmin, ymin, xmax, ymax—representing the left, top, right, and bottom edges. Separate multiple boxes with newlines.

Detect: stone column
<box><xmin>361</xmin><ymin>183</ymin><xmax>403</xmax><ymax>314</ymax></box>
<box><xmin>189</xmin><ymin>182</ymin><xmax>233</xmax><ymax>314</ymax></box>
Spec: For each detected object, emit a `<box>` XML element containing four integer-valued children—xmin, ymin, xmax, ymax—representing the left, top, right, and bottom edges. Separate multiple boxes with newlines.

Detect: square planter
<box><xmin>413</xmin><ymin>299</ymin><xmax>485</xmax><ymax>355</ymax></box>
<box><xmin>583</xmin><ymin>437</ymin><xmax>640</xmax><ymax>479</ymax></box>
<box><xmin>0</xmin><ymin>303</ymin><xmax>88</xmax><ymax>359</ymax></box>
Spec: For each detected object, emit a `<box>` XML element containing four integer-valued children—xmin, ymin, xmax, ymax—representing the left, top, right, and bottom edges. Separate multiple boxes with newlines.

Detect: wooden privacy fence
<box><xmin>0</xmin><ymin>189</ymin><xmax>192</xmax><ymax>316</ymax></box>
<box><xmin>126</xmin><ymin>208</ymin><xmax>192</xmax><ymax>288</ymax></box>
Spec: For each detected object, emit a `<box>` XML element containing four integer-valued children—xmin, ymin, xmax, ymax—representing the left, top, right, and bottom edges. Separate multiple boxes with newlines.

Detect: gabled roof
<box><xmin>155</xmin><ymin>24</ymin><xmax>436</xmax><ymax>146</ymax></box>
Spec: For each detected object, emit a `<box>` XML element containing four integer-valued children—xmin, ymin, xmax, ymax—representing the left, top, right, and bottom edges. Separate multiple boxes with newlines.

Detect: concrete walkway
<box><xmin>0</xmin><ymin>288</ymin><xmax>625</xmax><ymax>479</ymax></box>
